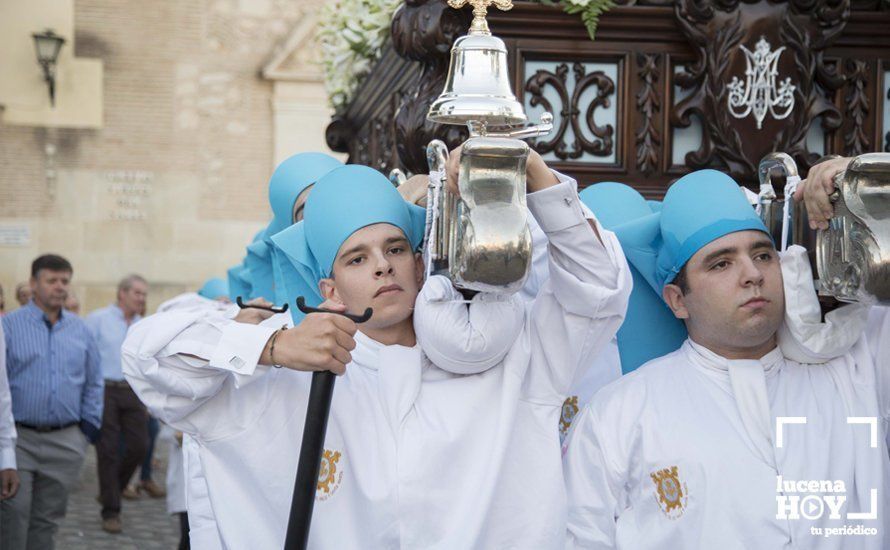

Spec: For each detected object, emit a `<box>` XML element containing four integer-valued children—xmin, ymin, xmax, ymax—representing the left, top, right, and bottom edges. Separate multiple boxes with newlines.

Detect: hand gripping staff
<box><xmin>283</xmin><ymin>297</ymin><xmax>373</xmax><ymax>550</ymax></box>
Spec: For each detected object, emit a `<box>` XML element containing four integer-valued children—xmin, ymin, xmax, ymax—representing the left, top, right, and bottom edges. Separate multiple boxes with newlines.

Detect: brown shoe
<box><xmin>102</xmin><ymin>516</ymin><xmax>122</xmax><ymax>534</ymax></box>
<box><xmin>139</xmin><ymin>479</ymin><xmax>166</xmax><ymax>498</ymax></box>
<box><xmin>121</xmin><ymin>484</ymin><xmax>140</xmax><ymax>500</ymax></box>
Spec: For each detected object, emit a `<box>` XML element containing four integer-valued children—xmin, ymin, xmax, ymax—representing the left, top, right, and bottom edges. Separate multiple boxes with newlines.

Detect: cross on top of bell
<box><xmin>448</xmin><ymin>0</ymin><xmax>514</xmax><ymax>35</ymax></box>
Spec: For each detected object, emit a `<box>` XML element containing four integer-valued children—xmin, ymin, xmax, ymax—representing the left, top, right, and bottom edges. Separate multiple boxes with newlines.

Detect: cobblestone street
<box><xmin>58</xmin><ymin>443</ymin><xmax>180</xmax><ymax>549</ymax></box>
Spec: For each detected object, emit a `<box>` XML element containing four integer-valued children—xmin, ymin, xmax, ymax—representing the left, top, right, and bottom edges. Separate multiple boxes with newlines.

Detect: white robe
<box><xmin>136</xmin><ymin>292</ymin><xmax>233</xmax><ymax>548</ymax></box>
<box><xmin>183</xmin><ymin>433</ymin><xmax>224</xmax><ymax>549</ymax></box>
<box><xmin>523</xmin><ymin>211</ymin><xmax>623</xmax><ymax>440</ymax></box>
<box><xmin>414</xmin><ymin>203</ymin><xmax>622</xmax><ymax>439</ymax></box>
<box><xmin>161</xmin><ymin>424</ymin><xmax>187</xmax><ymax>515</ymax></box>
<box><xmin>123</xmin><ymin>178</ymin><xmax>631</xmax><ymax>549</ymax></box>
<box><xmin>563</xmin><ymin>306</ymin><xmax>890</xmax><ymax>549</ymax></box>
<box><xmin>157</xmin><ymin>292</ymin><xmax>233</xmax><ymax>314</ymax></box>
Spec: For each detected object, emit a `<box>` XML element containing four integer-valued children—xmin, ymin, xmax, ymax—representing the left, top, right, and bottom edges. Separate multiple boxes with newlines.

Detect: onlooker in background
<box><xmin>0</xmin><ymin>254</ymin><xmax>103</xmax><ymax>550</ymax></box>
<box><xmin>13</xmin><ymin>283</ymin><xmax>30</xmax><ymax>308</ymax></box>
<box><xmin>85</xmin><ymin>274</ymin><xmax>149</xmax><ymax>534</ymax></box>
<box><xmin>131</xmin><ymin>290</ymin><xmax>166</xmax><ymax>502</ymax></box>
<box><xmin>63</xmin><ymin>291</ymin><xmax>80</xmax><ymax>316</ymax></box>
<box><xmin>0</xmin><ymin>322</ymin><xmax>21</xmax><ymax>501</ymax></box>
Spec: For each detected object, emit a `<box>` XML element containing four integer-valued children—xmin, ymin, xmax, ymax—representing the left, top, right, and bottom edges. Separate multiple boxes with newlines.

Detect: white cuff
<box><xmin>208</xmin><ymin>322</ymin><xmax>278</xmax><ymax>376</ymax></box>
<box><xmin>0</xmin><ymin>445</ymin><xmax>17</xmax><ymax>470</ymax></box>
<box><xmin>526</xmin><ymin>172</ymin><xmax>588</xmax><ymax>233</ymax></box>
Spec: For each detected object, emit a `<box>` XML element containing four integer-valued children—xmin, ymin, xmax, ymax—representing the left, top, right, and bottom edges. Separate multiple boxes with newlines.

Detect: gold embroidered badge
<box><xmin>559</xmin><ymin>396</ymin><xmax>580</xmax><ymax>437</ymax></box>
<box><xmin>316</xmin><ymin>449</ymin><xmax>343</xmax><ymax>501</ymax></box>
<box><xmin>650</xmin><ymin>466</ymin><xmax>688</xmax><ymax>519</ymax></box>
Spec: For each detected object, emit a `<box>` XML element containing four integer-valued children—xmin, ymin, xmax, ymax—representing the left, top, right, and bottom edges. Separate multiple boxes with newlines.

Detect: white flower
<box><xmin>318</xmin><ymin>0</ymin><xmax>402</xmax><ymax>109</ymax></box>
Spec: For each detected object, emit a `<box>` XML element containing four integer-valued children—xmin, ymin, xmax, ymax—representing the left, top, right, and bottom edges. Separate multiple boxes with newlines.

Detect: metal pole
<box><xmin>283</xmin><ymin>298</ymin><xmax>372</xmax><ymax>550</ymax></box>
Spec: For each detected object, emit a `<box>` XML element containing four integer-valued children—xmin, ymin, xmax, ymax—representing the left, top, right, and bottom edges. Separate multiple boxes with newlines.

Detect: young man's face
<box><xmin>30</xmin><ymin>269</ymin><xmax>71</xmax><ymax>311</ymax></box>
<box><xmin>663</xmin><ymin>230</ymin><xmax>785</xmax><ymax>353</ymax></box>
<box><xmin>320</xmin><ymin>223</ymin><xmax>423</xmax><ymax>331</ymax></box>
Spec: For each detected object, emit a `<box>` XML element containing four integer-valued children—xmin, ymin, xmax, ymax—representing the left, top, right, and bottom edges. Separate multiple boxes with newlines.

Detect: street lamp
<box><xmin>32</xmin><ymin>29</ymin><xmax>66</xmax><ymax>106</ymax></box>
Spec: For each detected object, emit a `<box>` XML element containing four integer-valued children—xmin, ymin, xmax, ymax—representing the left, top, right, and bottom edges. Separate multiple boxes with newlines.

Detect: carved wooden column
<box><xmin>391</xmin><ymin>0</ymin><xmax>470</xmax><ymax>174</ymax></box>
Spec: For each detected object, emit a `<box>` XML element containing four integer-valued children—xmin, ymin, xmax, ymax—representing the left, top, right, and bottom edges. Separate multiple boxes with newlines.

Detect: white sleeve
<box><xmin>563</xmin><ymin>404</ymin><xmax>624</xmax><ymax>549</ymax></box>
<box><xmin>522</xmin><ymin>173</ymin><xmax>632</xmax><ymax>403</ymax></box>
<box><xmin>778</xmin><ymin>246</ymin><xmax>869</xmax><ymax>363</ymax></box>
<box><xmin>863</xmin><ymin>305</ymin><xmax>890</xmax><ymax>420</ymax></box>
<box><xmin>122</xmin><ymin>308</ymin><xmax>279</xmax><ymax>438</ymax></box>
<box><xmin>516</xmin><ymin>211</ymin><xmax>551</xmax><ymax>303</ymax></box>
<box><xmin>0</xmin><ymin>323</ymin><xmax>17</xmax><ymax>470</ymax></box>
<box><xmin>414</xmin><ymin>275</ymin><xmax>525</xmax><ymax>375</ymax></box>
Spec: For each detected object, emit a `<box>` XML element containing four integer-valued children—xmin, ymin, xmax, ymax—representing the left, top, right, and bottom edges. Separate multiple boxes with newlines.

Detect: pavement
<box><xmin>57</xmin><ymin>443</ymin><xmax>181</xmax><ymax>549</ymax></box>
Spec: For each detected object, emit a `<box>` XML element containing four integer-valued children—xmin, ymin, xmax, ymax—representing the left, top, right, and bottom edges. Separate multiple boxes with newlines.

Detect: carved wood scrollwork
<box><xmin>344</xmin><ymin>88</ymin><xmax>407</xmax><ymax>173</ymax></box>
<box><xmin>773</xmin><ymin>6</ymin><xmax>845</xmax><ymax>165</ymax></box>
<box><xmin>672</xmin><ymin>0</ymin><xmax>849</xmax><ymax>182</ymax></box>
<box><xmin>391</xmin><ymin>0</ymin><xmax>470</xmax><ymax>175</ymax></box>
<box><xmin>636</xmin><ymin>53</ymin><xmax>661</xmax><ymax>174</ymax></box>
<box><xmin>524</xmin><ymin>61</ymin><xmax>615</xmax><ymax>160</ymax></box>
<box><xmin>843</xmin><ymin>59</ymin><xmax>870</xmax><ymax>156</ymax></box>
<box><xmin>886</xmin><ymin>82</ymin><xmax>890</xmax><ymax>152</ymax></box>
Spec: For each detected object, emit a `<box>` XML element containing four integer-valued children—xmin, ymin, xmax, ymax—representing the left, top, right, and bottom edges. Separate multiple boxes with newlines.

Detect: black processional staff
<box><xmin>235</xmin><ymin>295</ymin><xmax>290</xmax><ymax>314</ymax></box>
<box><xmin>283</xmin><ymin>296</ymin><xmax>372</xmax><ymax>550</ymax></box>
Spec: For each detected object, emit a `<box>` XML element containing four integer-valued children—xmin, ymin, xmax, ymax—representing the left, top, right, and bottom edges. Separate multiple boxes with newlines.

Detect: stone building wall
<box><xmin>0</xmin><ymin>0</ymin><xmax>335</xmax><ymax>314</ymax></box>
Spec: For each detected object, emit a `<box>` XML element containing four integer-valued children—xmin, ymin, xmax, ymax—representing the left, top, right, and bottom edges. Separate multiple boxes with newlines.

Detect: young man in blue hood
<box><xmin>563</xmin><ymin>164</ymin><xmax>890</xmax><ymax>549</ymax></box>
<box><xmin>123</xmin><ymin>149</ymin><xmax>631</xmax><ymax>549</ymax></box>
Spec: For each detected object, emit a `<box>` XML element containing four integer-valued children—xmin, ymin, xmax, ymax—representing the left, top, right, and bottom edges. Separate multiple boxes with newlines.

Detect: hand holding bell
<box><xmin>444</xmin><ymin>144</ymin><xmax>557</xmax><ymax>197</ymax></box>
<box><xmin>792</xmin><ymin>157</ymin><xmax>851</xmax><ymax>230</ymax></box>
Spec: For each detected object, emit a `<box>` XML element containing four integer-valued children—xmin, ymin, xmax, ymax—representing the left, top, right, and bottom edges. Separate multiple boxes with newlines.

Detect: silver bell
<box><xmin>427</xmin><ymin>0</ymin><xmax>526</xmax><ymax>127</ymax></box>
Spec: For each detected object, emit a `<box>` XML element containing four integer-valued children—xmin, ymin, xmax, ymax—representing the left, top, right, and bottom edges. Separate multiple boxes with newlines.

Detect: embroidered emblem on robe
<box><xmin>560</xmin><ymin>396</ymin><xmax>580</xmax><ymax>438</ymax></box>
<box><xmin>316</xmin><ymin>449</ymin><xmax>343</xmax><ymax>500</ymax></box>
<box><xmin>651</xmin><ymin>466</ymin><xmax>688</xmax><ymax>519</ymax></box>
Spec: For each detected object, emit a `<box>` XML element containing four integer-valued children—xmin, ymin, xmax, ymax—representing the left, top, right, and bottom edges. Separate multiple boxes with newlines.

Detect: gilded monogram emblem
<box><xmin>559</xmin><ymin>396</ymin><xmax>580</xmax><ymax>438</ymax></box>
<box><xmin>316</xmin><ymin>449</ymin><xmax>343</xmax><ymax>501</ymax></box>
<box><xmin>650</xmin><ymin>466</ymin><xmax>688</xmax><ymax>519</ymax></box>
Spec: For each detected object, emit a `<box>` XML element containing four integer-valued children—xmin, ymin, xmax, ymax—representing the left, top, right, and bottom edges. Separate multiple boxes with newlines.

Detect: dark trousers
<box><xmin>177</xmin><ymin>512</ymin><xmax>190</xmax><ymax>550</ymax></box>
<box><xmin>140</xmin><ymin>416</ymin><xmax>160</xmax><ymax>481</ymax></box>
<box><xmin>97</xmin><ymin>383</ymin><xmax>148</xmax><ymax>519</ymax></box>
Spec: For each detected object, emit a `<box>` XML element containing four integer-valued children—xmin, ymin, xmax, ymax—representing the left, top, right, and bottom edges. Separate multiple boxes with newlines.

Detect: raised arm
<box><xmin>522</xmin><ymin>167</ymin><xmax>632</xmax><ymax>404</ymax></box>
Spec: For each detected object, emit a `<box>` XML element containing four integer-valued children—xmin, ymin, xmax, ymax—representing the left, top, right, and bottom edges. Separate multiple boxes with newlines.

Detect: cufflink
<box><xmin>229</xmin><ymin>356</ymin><xmax>246</xmax><ymax>370</ymax></box>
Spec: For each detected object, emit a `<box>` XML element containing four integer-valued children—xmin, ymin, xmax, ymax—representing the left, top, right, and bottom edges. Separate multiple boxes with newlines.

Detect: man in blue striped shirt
<box><xmin>0</xmin><ymin>254</ymin><xmax>103</xmax><ymax>550</ymax></box>
<box><xmin>86</xmin><ymin>274</ymin><xmax>151</xmax><ymax>534</ymax></box>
